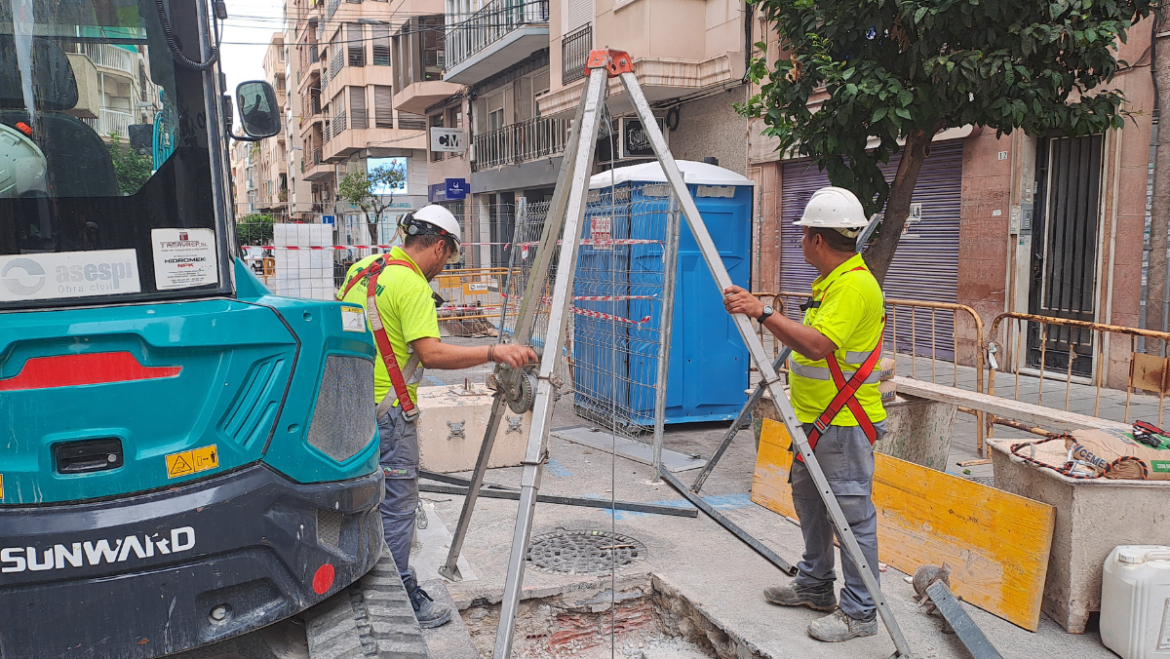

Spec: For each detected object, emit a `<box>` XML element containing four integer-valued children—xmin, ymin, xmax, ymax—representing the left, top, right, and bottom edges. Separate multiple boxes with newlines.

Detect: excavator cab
<box><xmin>0</xmin><ymin>1</ymin><xmax>384</xmax><ymax>658</ymax></box>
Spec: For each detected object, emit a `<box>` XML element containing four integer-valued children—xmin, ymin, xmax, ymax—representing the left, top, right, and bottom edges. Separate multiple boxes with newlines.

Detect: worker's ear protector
<box><xmin>400</xmin><ymin>213</ymin><xmax>462</xmax><ymax>264</ymax></box>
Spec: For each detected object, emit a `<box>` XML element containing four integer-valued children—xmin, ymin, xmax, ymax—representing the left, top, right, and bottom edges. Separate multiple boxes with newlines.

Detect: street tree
<box><xmin>108</xmin><ymin>130</ymin><xmax>153</xmax><ymax>195</ymax></box>
<box><xmin>338</xmin><ymin>164</ymin><xmax>406</xmax><ymax>244</ymax></box>
<box><xmin>742</xmin><ymin>0</ymin><xmax>1158</xmax><ymax>283</ymax></box>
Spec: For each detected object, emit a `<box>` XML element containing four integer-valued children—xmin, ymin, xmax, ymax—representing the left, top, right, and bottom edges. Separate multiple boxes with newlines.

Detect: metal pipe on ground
<box><xmin>418</xmin><ymin>483</ymin><xmax>699</xmax><ymax>518</ymax></box>
<box><xmin>660</xmin><ymin>466</ymin><xmax>797</xmax><ymax>576</ymax></box>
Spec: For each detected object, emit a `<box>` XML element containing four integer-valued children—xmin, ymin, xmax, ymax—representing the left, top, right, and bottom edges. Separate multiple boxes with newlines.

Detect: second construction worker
<box><xmin>338</xmin><ymin>205</ymin><xmax>536</xmax><ymax>628</ymax></box>
<box><xmin>722</xmin><ymin>186</ymin><xmax>885</xmax><ymax>643</ymax></box>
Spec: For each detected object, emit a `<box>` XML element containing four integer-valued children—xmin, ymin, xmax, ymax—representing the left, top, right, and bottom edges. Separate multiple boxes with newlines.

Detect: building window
<box><xmin>430</xmin><ymin>113</ymin><xmax>444</xmax><ymax>162</ymax></box>
<box><xmin>374</xmin><ymin>85</ymin><xmax>394</xmax><ymax>128</ymax></box>
<box><xmin>399</xmin><ymin>112</ymin><xmax>427</xmax><ymax>131</ymax></box>
<box><xmin>350</xmin><ymin>86</ymin><xmax>368</xmax><ymax>129</ymax></box>
<box><xmin>346</xmin><ymin>24</ymin><xmax>365</xmax><ymax>66</ymax></box>
<box><xmin>331</xmin><ymin>89</ymin><xmax>346</xmax><ymax>136</ymax></box>
<box><xmin>372</xmin><ymin>24</ymin><xmax>390</xmax><ymax>66</ymax></box>
<box><xmin>328</xmin><ymin>31</ymin><xmax>342</xmax><ymax>79</ymax></box>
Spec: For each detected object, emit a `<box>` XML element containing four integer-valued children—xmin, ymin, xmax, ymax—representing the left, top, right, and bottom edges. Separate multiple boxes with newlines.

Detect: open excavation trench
<box><xmin>459</xmin><ymin>574</ymin><xmax>768</xmax><ymax>659</ymax></box>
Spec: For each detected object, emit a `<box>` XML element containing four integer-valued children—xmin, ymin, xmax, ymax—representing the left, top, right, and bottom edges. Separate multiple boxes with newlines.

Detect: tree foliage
<box><xmin>338</xmin><ymin>165</ymin><xmax>407</xmax><ymax>244</ymax></box>
<box><xmin>742</xmin><ymin>0</ymin><xmax>1158</xmax><ymax>282</ymax></box>
<box><xmin>236</xmin><ymin>213</ymin><xmax>275</xmax><ymax>246</ymax></box>
<box><xmin>108</xmin><ymin>131</ymin><xmax>153</xmax><ymax>196</ymax></box>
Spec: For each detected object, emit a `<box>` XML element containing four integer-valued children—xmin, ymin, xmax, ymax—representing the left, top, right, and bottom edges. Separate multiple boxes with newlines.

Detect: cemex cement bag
<box><xmin>1068</xmin><ymin>425</ymin><xmax>1170</xmax><ymax>480</ymax></box>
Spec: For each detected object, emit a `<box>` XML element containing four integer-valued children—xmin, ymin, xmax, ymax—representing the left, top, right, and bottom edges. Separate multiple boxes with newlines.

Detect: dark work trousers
<box><xmin>790</xmin><ymin>421</ymin><xmax>886</xmax><ymax>620</ymax></box>
<box><xmin>378</xmin><ymin>404</ymin><xmax>418</xmax><ymax>584</ymax></box>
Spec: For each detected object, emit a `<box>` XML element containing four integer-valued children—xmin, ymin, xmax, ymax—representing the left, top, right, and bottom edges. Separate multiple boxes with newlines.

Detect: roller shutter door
<box><xmin>780</xmin><ymin>140</ymin><xmax>963</xmax><ymax>358</ymax></box>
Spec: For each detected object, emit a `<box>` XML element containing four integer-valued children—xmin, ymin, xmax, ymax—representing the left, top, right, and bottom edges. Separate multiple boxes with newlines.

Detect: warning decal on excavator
<box><xmin>166</xmin><ymin>445</ymin><xmax>219</xmax><ymax>479</ymax></box>
<box><xmin>0</xmin><ymin>474</ymin><xmax>4</xmax><ymax>500</ymax></box>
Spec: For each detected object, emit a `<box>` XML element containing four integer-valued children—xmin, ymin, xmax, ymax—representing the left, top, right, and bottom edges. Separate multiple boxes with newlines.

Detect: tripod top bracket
<box><xmin>584</xmin><ymin>49</ymin><xmax>635</xmax><ymax>77</ymax></box>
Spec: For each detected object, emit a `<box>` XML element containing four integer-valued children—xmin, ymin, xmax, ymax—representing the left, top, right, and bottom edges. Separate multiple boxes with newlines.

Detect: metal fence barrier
<box><xmin>988</xmin><ymin>312</ymin><xmax>1170</xmax><ymax>429</ymax></box>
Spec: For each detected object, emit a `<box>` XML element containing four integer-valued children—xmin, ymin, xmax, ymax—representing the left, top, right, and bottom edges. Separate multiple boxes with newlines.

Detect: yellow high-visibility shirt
<box><xmin>339</xmin><ymin>249</ymin><xmax>440</xmax><ymax>404</ymax></box>
<box><xmin>789</xmin><ymin>253</ymin><xmax>887</xmax><ymax>426</ymax></box>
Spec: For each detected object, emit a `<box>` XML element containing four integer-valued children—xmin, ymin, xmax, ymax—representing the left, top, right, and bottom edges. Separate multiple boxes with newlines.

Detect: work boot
<box><xmin>807</xmin><ymin>609</ymin><xmax>878</xmax><ymax>642</ymax></box>
<box><xmin>762</xmin><ymin>581</ymin><xmax>837</xmax><ymax>612</ymax></box>
<box><xmin>402</xmin><ymin>572</ymin><xmax>453</xmax><ymax>629</ymax></box>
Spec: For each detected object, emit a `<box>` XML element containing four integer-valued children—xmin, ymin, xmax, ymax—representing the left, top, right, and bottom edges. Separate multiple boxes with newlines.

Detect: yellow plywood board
<box><xmin>751</xmin><ymin>418</ymin><xmax>1055</xmax><ymax>631</ymax></box>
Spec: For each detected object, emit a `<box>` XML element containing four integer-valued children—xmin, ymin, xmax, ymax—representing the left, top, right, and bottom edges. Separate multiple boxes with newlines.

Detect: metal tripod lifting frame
<box><xmin>439</xmin><ymin>50</ymin><xmax>914</xmax><ymax>659</ymax></box>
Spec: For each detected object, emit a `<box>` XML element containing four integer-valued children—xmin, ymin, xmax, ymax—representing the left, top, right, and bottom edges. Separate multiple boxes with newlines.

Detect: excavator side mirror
<box><xmin>235</xmin><ymin>81</ymin><xmax>280</xmax><ymax>139</ymax></box>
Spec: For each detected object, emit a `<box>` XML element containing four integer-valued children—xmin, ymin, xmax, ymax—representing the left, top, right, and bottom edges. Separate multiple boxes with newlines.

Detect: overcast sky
<box><xmin>220</xmin><ymin>0</ymin><xmax>285</xmax><ymax>108</ymax></box>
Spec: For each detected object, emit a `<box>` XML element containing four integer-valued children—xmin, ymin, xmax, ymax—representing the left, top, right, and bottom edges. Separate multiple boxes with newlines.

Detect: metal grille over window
<box><xmin>346</xmin><ymin>24</ymin><xmax>366</xmax><ymax>67</ymax></box>
<box><xmin>561</xmin><ymin>24</ymin><xmax>592</xmax><ymax>85</ymax></box>
<box><xmin>374</xmin><ymin>85</ymin><xmax>394</xmax><ymax>128</ymax></box>
<box><xmin>307</xmin><ymin>356</ymin><xmax>377</xmax><ymax>462</ymax></box>
<box><xmin>350</xmin><ymin>87</ymin><xmax>368</xmax><ymax>130</ymax></box>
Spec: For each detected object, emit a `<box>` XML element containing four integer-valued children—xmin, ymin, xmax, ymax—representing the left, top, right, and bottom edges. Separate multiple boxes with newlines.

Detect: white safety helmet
<box><xmin>0</xmin><ymin>123</ymin><xmax>48</xmax><ymax>199</ymax></box>
<box><xmin>794</xmin><ymin>186</ymin><xmax>869</xmax><ymax>237</ymax></box>
<box><xmin>402</xmin><ymin>204</ymin><xmax>463</xmax><ymax>263</ymax></box>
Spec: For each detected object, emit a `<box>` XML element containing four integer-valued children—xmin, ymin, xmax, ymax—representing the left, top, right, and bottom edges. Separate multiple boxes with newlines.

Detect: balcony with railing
<box><xmin>444</xmin><ymin>0</ymin><xmax>549</xmax><ymax>85</ymax></box>
<box><xmin>81</xmin><ymin>107</ymin><xmax>135</xmax><ymax>139</ymax></box>
<box><xmin>472</xmin><ymin>115</ymin><xmax>568</xmax><ymax>171</ymax></box>
<box><xmin>393</xmin><ymin>15</ymin><xmax>463</xmax><ymax>114</ymax></box>
<box><xmin>561</xmin><ymin>24</ymin><xmax>591</xmax><ymax>85</ymax></box>
<box><xmin>75</xmin><ymin>43</ymin><xmax>136</xmax><ymax>75</ymax></box>
<box><xmin>304</xmin><ymin>128</ymin><xmax>334</xmax><ymax>181</ymax></box>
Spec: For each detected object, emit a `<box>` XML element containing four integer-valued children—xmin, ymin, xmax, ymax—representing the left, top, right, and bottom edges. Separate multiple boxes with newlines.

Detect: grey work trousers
<box><xmin>790</xmin><ymin>421</ymin><xmax>886</xmax><ymax>620</ymax></box>
<box><xmin>378</xmin><ymin>404</ymin><xmax>418</xmax><ymax>584</ymax></box>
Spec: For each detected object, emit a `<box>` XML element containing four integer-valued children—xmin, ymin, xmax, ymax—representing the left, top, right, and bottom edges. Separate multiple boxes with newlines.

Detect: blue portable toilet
<box><xmin>573</xmin><ymin>160</ymin><xmax>753</xmax><ymax>425</ymax></box>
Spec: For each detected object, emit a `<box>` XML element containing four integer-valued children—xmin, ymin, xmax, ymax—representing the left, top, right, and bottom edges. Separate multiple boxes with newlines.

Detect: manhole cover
<box><xmin>526</xmin><ymin>529</ymin><xmax>647</xmax><ymax>575</ymax></box>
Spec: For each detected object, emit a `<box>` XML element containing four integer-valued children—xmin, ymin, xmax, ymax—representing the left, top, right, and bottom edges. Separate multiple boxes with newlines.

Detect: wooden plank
<box><xmin>751</xmin><ymin>418</ymin><xmax>1056</xmax><ymax>631</ymax></box>
<box><xmin>892</xmin><ymin>376</ymin><xmax>1129</xmax><ymax>433</ymax></box>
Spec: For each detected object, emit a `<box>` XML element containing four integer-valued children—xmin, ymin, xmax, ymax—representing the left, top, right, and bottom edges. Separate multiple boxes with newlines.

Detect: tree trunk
<box><xmin>863</xmin><ymin>128</ymin><xmax>933</xmax><ymax>285</ymax></box>
<box><xmin>366</xmin><ymin>215</ymin><xmax>379</xmax><ymax>245</ymax></box>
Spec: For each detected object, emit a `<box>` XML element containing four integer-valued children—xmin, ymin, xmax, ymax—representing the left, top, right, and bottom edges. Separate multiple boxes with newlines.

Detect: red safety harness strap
<box><xmin>350</xmin><ymin>256</ymin><xmax>424</xmax><ymax>420</ymax></box>
<box><xmin>796</xmin><ymin>327</ymin><xmax>884</xmax><ymax>463</ymax></box>
<box><xmin>795</xmin><ymin>263</ymin><xmax>884</xmax><ymax>463</ymax></box>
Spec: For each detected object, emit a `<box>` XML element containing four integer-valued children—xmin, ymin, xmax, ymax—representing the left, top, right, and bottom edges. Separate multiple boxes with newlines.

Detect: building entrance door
<box><xmin>1027</xmin><ymin>134</ymin><xmax>1104</xmax><ymax>377</ymax></box>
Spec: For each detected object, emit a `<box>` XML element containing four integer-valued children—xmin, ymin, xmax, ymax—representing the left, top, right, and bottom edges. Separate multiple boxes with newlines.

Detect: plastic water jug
<box><xmin>1102</xmin><ymin>545</ymin><xmax>1170</xmax><ymax>659</ymax></box>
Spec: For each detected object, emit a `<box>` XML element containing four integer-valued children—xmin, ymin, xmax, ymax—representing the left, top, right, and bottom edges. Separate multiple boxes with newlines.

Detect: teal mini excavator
<box><xmin>0</xmin><ymin>1</ymin><xmax>385</xmax><ymax>657</ymax></box>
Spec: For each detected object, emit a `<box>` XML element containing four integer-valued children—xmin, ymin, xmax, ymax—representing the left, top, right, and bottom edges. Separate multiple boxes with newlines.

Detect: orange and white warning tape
<box><xmin>570</xmin><ymin>307</ymin><xmax>652</xmax><ymax>325</ymax></box>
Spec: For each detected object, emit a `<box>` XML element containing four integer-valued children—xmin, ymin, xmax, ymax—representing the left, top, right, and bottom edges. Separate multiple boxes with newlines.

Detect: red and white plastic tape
<box><xmin>569</xmin><ymin>307</ymin><xmax>652</xmax><ymax>325</ymax></box>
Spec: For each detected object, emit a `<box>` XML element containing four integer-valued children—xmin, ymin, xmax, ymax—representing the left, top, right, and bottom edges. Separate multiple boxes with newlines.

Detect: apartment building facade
<box><xmin>64</xmin><ymin>42</ymin><xmax>162</xmax><ymax>147</ymax></box>
<box><xmin>391</xmin><ymin>6</ymin><xmax>471</xmax><ymax>254</ymax></box>
<box><xmin>286</xmin><ymin>0</ymin><xmax>431</xmax><ymax>246</ymax></box>
<box><xmin>426</xmin><ymin>0</ymin><xmax>751</xmax><ymax>267</ymax></box>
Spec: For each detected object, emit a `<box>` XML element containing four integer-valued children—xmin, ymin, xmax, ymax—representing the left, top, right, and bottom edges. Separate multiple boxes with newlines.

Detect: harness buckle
<box><xmin>813</xmin><ymin>417</ymin><xmax>831</xmax><ymax>435</ymax></box>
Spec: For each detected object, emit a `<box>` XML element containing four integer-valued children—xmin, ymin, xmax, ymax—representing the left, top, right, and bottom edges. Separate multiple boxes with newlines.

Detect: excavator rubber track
<box><xmin>305</xmin><ymin>550</ymin><xmax>431</xmax><ymax>659</ymax></box>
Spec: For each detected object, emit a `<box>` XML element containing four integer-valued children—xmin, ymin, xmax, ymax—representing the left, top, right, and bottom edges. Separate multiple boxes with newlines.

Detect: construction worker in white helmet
<box><xmin>722</xmin><ymin>186</ymin><xmax>886</xmax><ymax>643</ymax></box>
<box><xmin>338</xmin><ymin>205</ymin><xmax>536</xmax><ymax>628</ymax></box>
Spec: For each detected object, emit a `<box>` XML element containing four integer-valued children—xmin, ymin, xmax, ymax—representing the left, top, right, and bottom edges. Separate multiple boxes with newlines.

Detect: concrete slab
<box><xmin>412</xmin><ymin>498</ymin><xmax>479</xmax><ymax>583</ymax></box>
